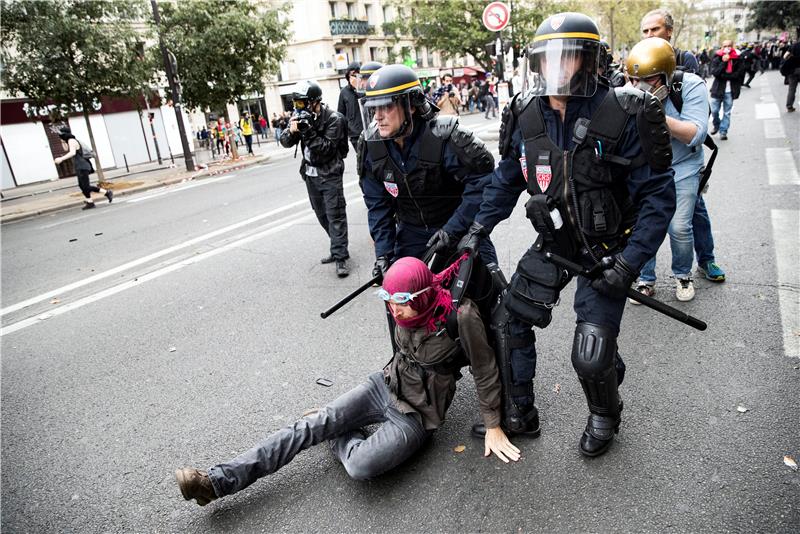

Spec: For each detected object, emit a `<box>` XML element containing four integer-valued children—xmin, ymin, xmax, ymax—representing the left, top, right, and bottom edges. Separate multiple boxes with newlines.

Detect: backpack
<box><xmin>668</xmin><ymin>71</ymin><xmax>718</xmax><ymax>195</ymax></box>
<box><xmin>78</xmin><ymin>140</ymin><xmax>96</xmax><ymax>159</ymax></box>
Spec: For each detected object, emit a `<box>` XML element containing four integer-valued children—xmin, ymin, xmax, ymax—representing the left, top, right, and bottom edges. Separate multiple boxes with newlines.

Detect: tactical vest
<box><xmin>366</xmin><ymin>123</ymin><xmax>464</xmax><ymax>229</ymax></box>
<box><xmin>516</xmin><ymin>92</ymin><xmax>641</xmax><ymax>253</ymax></box>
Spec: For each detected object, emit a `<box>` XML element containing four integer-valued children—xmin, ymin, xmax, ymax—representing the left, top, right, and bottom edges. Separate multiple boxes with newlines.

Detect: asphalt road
<box><xmin>2</xmin><ymin>76</ymin><xmax>798</xmax><ymax>533</ymax></box>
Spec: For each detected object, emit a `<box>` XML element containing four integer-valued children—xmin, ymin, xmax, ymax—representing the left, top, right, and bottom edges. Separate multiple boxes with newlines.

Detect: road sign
<box><xmin>482</xmin><ymin>2</ymin><xmax>510</xmax><ymax>32</ymax></box>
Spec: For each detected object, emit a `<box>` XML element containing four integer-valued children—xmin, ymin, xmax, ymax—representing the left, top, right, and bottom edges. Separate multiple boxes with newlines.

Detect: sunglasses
<box><xmin>375</xmin><ymin>286</ymin><xmax>430</xmax><ymax>304</ymax></box>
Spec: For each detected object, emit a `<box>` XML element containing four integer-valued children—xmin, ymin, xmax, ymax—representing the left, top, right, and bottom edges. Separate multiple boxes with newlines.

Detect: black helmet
<box><xmin>528</xmin><ymin>12</ymin><xmax>601</xmax><ymax>97</ymax></box>
<box><xmin>359</xmin><ymin>65</ymin><xmax>423</xmax><ymax>141</ymax></box>
<box><xmin>355</xmin><ymin>61</ymin><xmax>384</xmax><ymax>96</ymax></box>
<box><xmin>291</xmin><ymin>80</ymin><xmax>322</xmax><ymax>103</ymax></box>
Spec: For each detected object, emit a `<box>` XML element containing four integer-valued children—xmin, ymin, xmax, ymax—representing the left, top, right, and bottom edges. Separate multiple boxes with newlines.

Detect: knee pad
<box><xmin>571</xmin><ymin>322</ymin><xmax>620</xmax><ymax>416</ymax></box>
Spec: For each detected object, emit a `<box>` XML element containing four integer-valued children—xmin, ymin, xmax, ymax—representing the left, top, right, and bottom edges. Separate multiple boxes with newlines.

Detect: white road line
<box><xmin>766</xmin><ymin>147</ymin><xmax>800</xmax><ymax>185</ymax></box>
<box><xmin>755</xmin><ymin>103</ymin><xmax>780</xmax><ymax>120</ymax></box>
<box><xmin>0</xmin><ymin>210</ymin><xmax>319</xmax><ymax>337</ymax></box>
<box><xmin>771</xmin><ymin>209</ymin><xmax>800</xmax><ymax>358</ymax></box>
<box><xmin>763</xmin><ymin>118</ymin><xmax>786</xmax><ymax>139</ymax></box>
<box><xmin>2</xmin><ymin>179</ymin><xmax>360</xmax><ymax>317</ymax></box>
<box><xmin>124</xmin><ymin>174</ymin><xmax>237</xmax><ymax>203</ymax></box>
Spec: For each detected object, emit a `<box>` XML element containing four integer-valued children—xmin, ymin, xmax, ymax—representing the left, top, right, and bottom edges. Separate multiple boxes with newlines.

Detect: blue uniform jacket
<box><xmin>475</xmin><ymin>86</ymin><xmax>676</xmax><ymax>270</ymax></box>
<box><xmin>361</xmin><ymin>118</ymin><xmax>492</xmax><ymax>259</ymax></box>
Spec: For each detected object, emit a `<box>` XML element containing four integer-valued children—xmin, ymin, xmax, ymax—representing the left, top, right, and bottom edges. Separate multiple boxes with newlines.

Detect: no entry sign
<box><xmin>482</xmin><ymin>2</ymin><xmax>510</xmax><ymax>32</ymax></box>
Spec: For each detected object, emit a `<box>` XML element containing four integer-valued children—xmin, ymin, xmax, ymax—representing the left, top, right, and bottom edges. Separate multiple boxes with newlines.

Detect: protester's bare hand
<box><xmin>289</xmin><ymin>119</ymin><xmax>299</xmax><ymax>134</ymax></box>
<box><xmin>722</xmin><ymin>54</ymin><xmax>730</xmax><ymax>62</ymax></box>
<box><xmin>484</xmin><ymin>426</ymin><xmax>521</xmax><ymax>463</ymax></box>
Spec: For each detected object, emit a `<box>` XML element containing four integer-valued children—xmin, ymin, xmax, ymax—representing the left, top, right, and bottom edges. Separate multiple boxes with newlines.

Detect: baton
<box><xmin>320</xmin><ymin>274</ymin><xmax>381</xmax><ymax>319</ymax></box>
<box><xmin>545</xmin><ymin>252</ymin><xmax>707</xmax><ymax>331</ymax></box>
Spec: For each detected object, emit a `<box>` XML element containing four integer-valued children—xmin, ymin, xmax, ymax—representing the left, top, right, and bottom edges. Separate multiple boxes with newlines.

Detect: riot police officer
<box><xmin>461</xmin><ymin>12</ymin><xmax>676</xmax><ymax>457</ymax></box>
<box><xmin>338</xmin><ymin>61</ymin><xmax>384</xmax><ymax>152</ymax></box>
<box><xmin>358</xmin><ymin>64</ymin><xmax>497</xmax><ymax>277</ymax></box>
<box><xmin>281</xmin><ymin>80</ymin><xmax>351</xmax><ymax>277</ymax></box>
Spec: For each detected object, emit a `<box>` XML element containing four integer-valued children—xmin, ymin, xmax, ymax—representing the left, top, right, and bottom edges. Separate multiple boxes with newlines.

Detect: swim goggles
<box><xmin>375</xmin><ymin>286</ymin><xmax>430</xmax><ymax>304</ymax></box>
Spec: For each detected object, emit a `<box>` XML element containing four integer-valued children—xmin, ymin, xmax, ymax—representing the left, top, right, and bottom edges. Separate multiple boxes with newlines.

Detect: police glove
<box><xmin>372</xmin><ymin>256</ymin><xmax>391</xmax><ymax>282</ymax></box>
<box><xmin>590</xmin><ymin>254</ymin><xmax>638</xmax><ymax>299</ymax></box>
<box><xmin>426</xmin><ymin>229</ymin><xmax>455</xmax><ymax>255</ymax></box>
<box><xmin>456</xmin><ymin>222</ymin><xmax>487</xmax><ymax>253</ymax></box>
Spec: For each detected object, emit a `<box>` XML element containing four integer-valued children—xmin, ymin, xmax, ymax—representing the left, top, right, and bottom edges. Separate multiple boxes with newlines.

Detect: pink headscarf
<box><xmin>381</xmin><ymin>254</ymin><xmax>469</xmax><ymax>332</ymax></box>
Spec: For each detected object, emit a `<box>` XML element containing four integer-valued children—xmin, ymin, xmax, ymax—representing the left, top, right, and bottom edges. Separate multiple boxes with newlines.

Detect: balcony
<box><xmin>329</xmin><ymin>19</ymin><xmax>373</xmax><ymax>36</ymax></box>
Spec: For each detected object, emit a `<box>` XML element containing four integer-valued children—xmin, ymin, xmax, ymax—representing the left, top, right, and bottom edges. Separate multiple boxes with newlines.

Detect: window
<box><xmin>352</xmin><ymin>47</ymin><xmax>361</xmax><ymax>62</ymax></box>
<box><xmin>382</xmin><ymin>6</ymin><xmax>392</xmax><ymax>23</ymax></box>
<box><xmin>329</xmin><ymin>2</ymin><xmax>336</xmax><ymax>18</ymax></box>
<box><xmin>415</xmin><ymin>48</ymin><xmax>424</xmax><ymax>67</ymax></box>
<box><xmin>365</xmin><ymin>4</ymin><xmax>373</xmax><ymax>23</ymax></box>
<box><xmin>370</xmin><ymin>47</ymin><xmax>378</xmax><ymax>61</ymax></box>
<box><xmin>346</xmin><ymin>2</ymin><xmax>354</xmax><ymax>18</ymax></box>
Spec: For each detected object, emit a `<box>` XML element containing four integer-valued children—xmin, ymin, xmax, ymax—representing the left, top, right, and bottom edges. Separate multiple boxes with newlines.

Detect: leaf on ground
<box><xmin>553</xmin><ymin>383</ymin><xmax>561</xmax><ymax>394</ymax></box>
<box><xmin>50</xmin><ymin>298</ymin><xmax>61</xmax><ymax>304</ymax></box>
<box><xmin>453</xmin><ymin>445</ymin><xmax>466</xmax><ymax>453</ymax></box>
<box><xmin>736</xmin><ymin>405</ymin><xmax>749</xmax><ymax>413</ymax></box>
<box><xmin>784</xmin><ymin>455</ymin><xmax>798</xmax><ymax>471</ymax></box>
<box><xmin>168</xmin><ymin>346</ymin><xmax>177</xmax><ymax>352</ymax></box>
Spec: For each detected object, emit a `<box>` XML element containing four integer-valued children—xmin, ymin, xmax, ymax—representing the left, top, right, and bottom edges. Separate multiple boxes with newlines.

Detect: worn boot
<box><xmin>82</xmin><ymin>202</ymin><xmax>96</xmax><ymax>210</ymax></box>
<box><xmin>320</xmin><ymin>255</ymin><xmax>335</xmax><ymax>264</ymax></box>
<box><xmin>105</xmin><ymin>190</ymin><xmax>114</xmax><ymax>203</ymax></box>
<box><xmin>175</xmin><ymin>468</ymin><xmax>218</xmax><ymax>506</ymax></box>
<box><xmin>335</xmin><ymin>259</ymin><xmax>350</xmax><ymax>278</ymax></box>
<box><xmin>579</xmin><ymin>413</ymin><xmax>620</xmax><ymax>457</ymax></box>
<box><xmin>471</xmin><ymin>404</ymin><xmax>541</xmax><ymax>438</ymax></box>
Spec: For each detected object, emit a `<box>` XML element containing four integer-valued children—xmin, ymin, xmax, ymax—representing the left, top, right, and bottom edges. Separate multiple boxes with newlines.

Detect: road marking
<box><xmin>755</xmin><ymin>103</ymin><xmax>780</xmax><ymax>120</ymax></box>
<box><xmin>771</xmin><ymin>210</ymin><xmax>800</xmax><ymax>358</ymax></box>
<box><xmin>763</xmin><ymin>118</ymin><xmax>786</xmax><ymax>139</ymax></box>
<box><xmin>124</xmin><ymin>174</ymin><xmax>237</xmax><ymax>203</ymax></box>
<box><xmin>2</xmin><ymin>180</ymin><xmax>360</xmax><ymax>317</ymax></box>
<box><xmin>0</xmin><ymin>209</ymin><xmax>319</xmax><ymax>336</ymax></box>
<box><xmin>766</xmin><ymin>147</ymin><xmax>800</xmax><ymax>185</ymax></box>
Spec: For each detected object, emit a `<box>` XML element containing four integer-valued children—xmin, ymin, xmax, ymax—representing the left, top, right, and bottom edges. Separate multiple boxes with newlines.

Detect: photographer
<box><xmin>280</xmin><ymin>80</ymin><xmax>351</xmax><ymax>277</ymax></box>
<box><xmin>436</xmin><ymin>83</ymin><xmax>462</xmax><ymax>116</ymax></box>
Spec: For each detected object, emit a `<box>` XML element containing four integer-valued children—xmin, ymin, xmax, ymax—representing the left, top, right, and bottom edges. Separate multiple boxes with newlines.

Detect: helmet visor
<box><xmin>529</xmin><ymin>39</ymin><xmax>599</xmax><ymax>97</ymax></box>
<box><xmin>359</xmin><ymin>93</ymin><xmax>414</xmax><ymax>142</ymax></box>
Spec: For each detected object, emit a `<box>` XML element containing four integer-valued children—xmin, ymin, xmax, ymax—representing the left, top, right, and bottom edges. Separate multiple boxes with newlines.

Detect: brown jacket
<box><xmin>436</xmin><ymin>94</ymin><xmax>461</xmax><ymax>116</ymax></box>
<box><xmin>383</xmin><ymin>299</ymin><xmax>501</xmax><ymax>430</ymax></box>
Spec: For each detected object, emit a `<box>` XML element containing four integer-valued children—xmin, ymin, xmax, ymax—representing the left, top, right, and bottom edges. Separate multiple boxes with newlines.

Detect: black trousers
<box><xmin>304</xmin><ymin>173</ymin><xmax>349</xmax><ymax>260</ymax></box>
<box><xmin>244</xmin><ymin>134</ymin><xmax>253</xmax><ymax>154</ymax></box>
<box><xmin>77</xmin><ymin>171</ymin><xmax>100</xmax><ymax>199</ymax></box>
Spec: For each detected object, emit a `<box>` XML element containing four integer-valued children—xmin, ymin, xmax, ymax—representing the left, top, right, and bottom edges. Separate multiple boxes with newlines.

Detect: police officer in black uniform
<box><xmin>281</xmin><ymin>80</ymin><xmax>351</xmax><ymax>277</ymax></box>
<box><xmin>338</xmin><ymin>61</ymin><xmax>384</xmax><ymax>151</ymax></box>
<box><xmin>358</xmin><ymin>64</ymin><xmax>497</xmax><ymax>278</ymax></box>
<box><xmin>461</xmin><ymin>12</ymin><xmax>676</xmax><ymax>457</ymax></box>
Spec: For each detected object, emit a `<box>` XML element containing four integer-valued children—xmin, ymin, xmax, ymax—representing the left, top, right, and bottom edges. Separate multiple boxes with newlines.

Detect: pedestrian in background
<box><xmin>780</xmin><ymin>41</ymin><xmax>800</xmax><ymax>112</ymax></box>
<box><xmin>271</xmin><ymin>112</ymin><xmax>282</xmax><ymax>143</ymax></box>
<box><xmin>240</xmin><ymin>112</ymin><xmax>254</xmax><ymax>155</ymax></box>
<box><xmin>709</xmin><ymin>39</ymin><xmax>744</xmax><ymax>141</ymax></box>
<box><xmin>258</xmin><ymin>115</ymin><xmax>268</xmax><ymax>139</ymax></box>
<box><xmin>337</xmin><ymin>62</ymin><xmax>363</xmax><ymax>150</ymax></box>
<box><xmin>436</xmin><ymin>85</ymin><xmax>462</xmax><ymax>116</ymax></box>
<box><xmin>53</xmin><ymin>127</ymin><xmax>112</xmax><ymax>210</ymax></box>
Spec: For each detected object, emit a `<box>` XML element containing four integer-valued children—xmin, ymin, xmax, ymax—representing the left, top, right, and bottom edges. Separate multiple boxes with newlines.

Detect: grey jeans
<box><xmin>208</xmin><ymin>372</ymin><xmax>431</xmax><ymax>496</ymax></box>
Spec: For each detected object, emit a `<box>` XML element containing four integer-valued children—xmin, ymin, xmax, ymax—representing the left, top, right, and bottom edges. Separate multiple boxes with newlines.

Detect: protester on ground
<box><xmin>175</xmin><ymin>256</ymin><xmax>520</xmax><ymax>507</ymax></box>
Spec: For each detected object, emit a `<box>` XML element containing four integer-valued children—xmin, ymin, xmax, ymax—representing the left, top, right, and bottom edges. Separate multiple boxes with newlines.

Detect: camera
<box><xmin>293</xmin><ymin>110</ymin><xmax>314</xmax><ymax>132</ymax></box>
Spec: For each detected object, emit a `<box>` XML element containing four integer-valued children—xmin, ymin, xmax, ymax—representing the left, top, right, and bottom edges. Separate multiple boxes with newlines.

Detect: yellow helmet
<box><xmin>625</xmin><ymin>37</ymin><xmax>676</xmax><ymax>83</ymax></box>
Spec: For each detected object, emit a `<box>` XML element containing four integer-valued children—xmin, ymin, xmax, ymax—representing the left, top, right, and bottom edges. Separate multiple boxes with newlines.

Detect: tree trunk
<box><xmin>609</xmin><ymin>6</ymin><xmax>616</xmax><ymax>56</ymax></box>
<box><xmin>83</xmin><ymin>108</ymin><xmax>106</xmax><ymax>183</ymax></box>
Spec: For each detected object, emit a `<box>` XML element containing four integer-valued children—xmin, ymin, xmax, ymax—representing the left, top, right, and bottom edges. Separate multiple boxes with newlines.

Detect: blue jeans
<box><xmin>640</xmin><ymin>174</ymin><xmax>699</xmax><ymax>282</ymax></box>
<box><xmin>710</xmin><ymin>92</ymin><xmax>734</xmax><ymax>134</ymax></box>
<box><xmin>207</xmin><ymin>373</ymin><xmax>430</xmax><ymax>495</ymax></box>
<box><xmin>692</xmin><ymin>195</ymin><xmax>716</xmax><ymax>266</ymax></box>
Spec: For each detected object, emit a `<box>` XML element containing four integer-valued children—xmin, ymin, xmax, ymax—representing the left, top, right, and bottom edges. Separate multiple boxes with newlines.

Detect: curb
<box><xmin>0</xmin><ymin>154</ymin><xmax>271</xmax><ymax>224</ymax></box>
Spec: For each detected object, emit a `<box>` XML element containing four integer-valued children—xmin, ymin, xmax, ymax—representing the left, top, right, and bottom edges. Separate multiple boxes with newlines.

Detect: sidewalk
<box><xmin>1</xmin><ymin>136</ymin><xmax>289</xmax><ymax>224</ymax></box>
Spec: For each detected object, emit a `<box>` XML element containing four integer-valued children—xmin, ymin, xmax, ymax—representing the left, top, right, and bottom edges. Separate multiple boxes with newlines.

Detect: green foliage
<box><xmin>0</xmin><ymin>0</ymin><xmax>153</xmax><ymax>119</ymax></box>
<box><xmin>384</xmin><ymin>0</ymin><xmax>561</xmax><ymax>71</ymax></box>
<box><xmin>157</xmin><ymin>0</ymin><xmax>289</xmax><ymax>112</ymax></box>
<box><xmin>578</xmin><ymin>0</ymin><xmax>660</xmax><ymax>53</ymax></box>
<box><xmin>746</xmin><ymin>0</ymin><xmax>800</xmax><ymax>35</ymax></box>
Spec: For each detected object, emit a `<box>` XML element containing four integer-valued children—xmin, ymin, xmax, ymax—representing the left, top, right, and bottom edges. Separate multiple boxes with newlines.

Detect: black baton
<box><xmin>545</xmin><ymin>252</ymin><xmax>707</xmax><ymax>331</ymax></box>
<box><xmin>320</xmin><ymin>274</ymin><xmax>382</xmax><ymax>319</ymax></box>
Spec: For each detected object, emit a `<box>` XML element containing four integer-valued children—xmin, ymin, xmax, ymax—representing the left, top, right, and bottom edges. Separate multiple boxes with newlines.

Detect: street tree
<box><xmin>383</xmin><ymin>0</ymin><xmax>561</xmax><ymax>74</ymax></box>
<box><xmin>157</xmin><ymin>0</ymin><xmax>289</xmax><ymax>160</ymax></box>
<box><xmin>0</xmin><ymin>0</ymin><xmax>153</xmax><ymax>182</ymax></box>
<box><xmin>746</xmin><ymin>0</ymin><xmax>800</xmax><ymax>39</ymax></box>
<box><xmin>579</xmin><ymin>0</ymin><xmax>660</xmax><ymax>54</ymax></box>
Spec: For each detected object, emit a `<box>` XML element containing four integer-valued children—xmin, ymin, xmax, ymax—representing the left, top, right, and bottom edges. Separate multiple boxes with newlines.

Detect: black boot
<box><xmin>579</xmin><ymin>413</ymin><xmax>620</xmax><ymax>457</ymax></box>
<box><xmin>471</xmin><ymin>403</ymin><xmax>541</xmax><ymax>438</ymax></box>
<box><xmin>335</xmin><ymin>259</ymin><xmax>350</xmax><ymax>278</ymax></box>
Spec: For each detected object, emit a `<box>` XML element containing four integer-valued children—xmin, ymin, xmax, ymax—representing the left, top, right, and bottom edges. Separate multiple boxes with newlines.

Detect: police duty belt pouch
<box><xmin>506</xmin><ymin>248</ymin><xmax>563</xmax><ymax>327</ymax></box>
<box><xmin>576</xmin><ymin>188</ymin><xmax>622</xmax><ymax>239</ymax></box>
